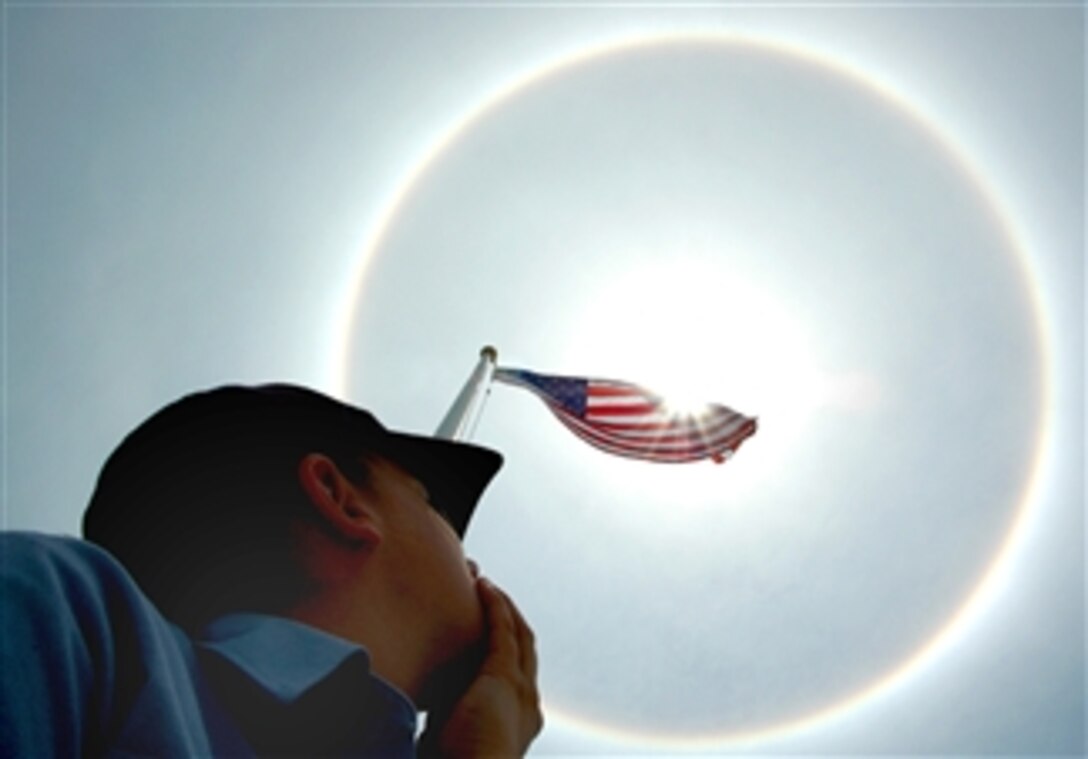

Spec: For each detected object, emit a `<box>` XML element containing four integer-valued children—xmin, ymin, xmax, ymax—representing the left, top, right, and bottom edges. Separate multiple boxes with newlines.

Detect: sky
<box><xmin>3</xmin><ymin>2</ymin><xmax>1084</xmax><ymax>756</ymax></box>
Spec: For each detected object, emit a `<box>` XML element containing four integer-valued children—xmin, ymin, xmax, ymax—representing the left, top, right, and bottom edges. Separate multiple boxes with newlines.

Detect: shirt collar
<box><xmin>196</xmin><ymin>612</ymin><xmax>410</xmax><ymax>709</ymax></box>
<box><xmin>195</xmin><ymin>613</ymin><xmax>418</xmax><ymax>755</ymax></box>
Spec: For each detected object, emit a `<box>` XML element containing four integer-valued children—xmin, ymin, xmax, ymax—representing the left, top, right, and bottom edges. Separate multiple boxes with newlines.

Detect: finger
<box><xmin>496</xmin><ymin>589</ymin><xmax>543</xmax><ymax>736</ymax></box>
<box><xmin>520</xmin><ymin>619</ymin><xmax>537</xmax><ymax>684</ymax></box>
<box><xmin>501</xmin><ymin>589</ymin><xmax>538</xmax><ymax>683</ymax></box>
<box><xmin>477</xmin><ymin>577</ymin><xmax>519</xmax><ymax>672</ymax></box>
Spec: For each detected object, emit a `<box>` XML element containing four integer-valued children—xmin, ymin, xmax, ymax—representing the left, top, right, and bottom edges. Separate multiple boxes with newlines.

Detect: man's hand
<box><xmin>419</xmin><ymin>578</ymin><xmax>543</xmax><ymax>758</ymax></box>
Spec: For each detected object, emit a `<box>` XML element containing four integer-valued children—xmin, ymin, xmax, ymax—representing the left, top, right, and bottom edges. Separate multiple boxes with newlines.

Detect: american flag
<box><xmin>493</xmin><ymin>367</ymin><xmax>757</xmax><ymax>464</ymax></box>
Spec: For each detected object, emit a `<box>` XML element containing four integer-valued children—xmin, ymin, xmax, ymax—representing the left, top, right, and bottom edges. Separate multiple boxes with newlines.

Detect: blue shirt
<box><xmin>0</xmin><ymin>533</ymin><xmax>417</xmax><ymax>757</ymax></box>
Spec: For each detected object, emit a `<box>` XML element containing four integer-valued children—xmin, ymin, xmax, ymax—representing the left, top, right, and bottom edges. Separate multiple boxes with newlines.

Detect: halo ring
<box><xmin>334</xmin><ymin>31</ymin><xmax>1054</xmax><ymax>749</ymax></box>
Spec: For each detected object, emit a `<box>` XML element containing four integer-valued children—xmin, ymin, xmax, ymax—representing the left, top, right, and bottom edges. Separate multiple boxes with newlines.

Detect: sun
<box><xmin>562</xmin><ymin>257</ymin><xmax>828</xmax><ymax>476</ymax></box>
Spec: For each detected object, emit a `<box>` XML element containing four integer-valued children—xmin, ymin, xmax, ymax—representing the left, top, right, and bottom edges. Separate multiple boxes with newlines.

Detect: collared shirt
<box><xmin>0</xmin><ymin>532</ymin><xmax>417</xmax><ymax>757</ymax></box>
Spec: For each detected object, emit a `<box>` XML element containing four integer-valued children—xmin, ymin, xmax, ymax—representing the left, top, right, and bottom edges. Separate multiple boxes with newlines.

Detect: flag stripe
<box><xmin>587</xmin><ymin>384</ymin><xmax>654</xmax><ymax>399</ymax></box>
<box><xmin>586</xmin><ymin>403</ymin><xmax>660</xmax><ymax>417</ymax></box>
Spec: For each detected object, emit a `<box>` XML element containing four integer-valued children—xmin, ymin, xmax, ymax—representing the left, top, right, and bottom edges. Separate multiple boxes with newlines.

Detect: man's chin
<box><xmin>418</xmin><ymin>632</ymin><xmax>486</xmax><ymax>712</ymax></box>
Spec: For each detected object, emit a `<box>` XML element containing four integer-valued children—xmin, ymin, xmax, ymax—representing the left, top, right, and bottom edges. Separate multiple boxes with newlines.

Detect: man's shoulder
<box><xmin>0</xmin><ymin>534</ymin><xmax>227</xmax><ymax>756</ymax></box>
<box><xmin>2</xmin><ymin>531</ymin><xmax>132</xmax><ymax>583</ymax></box>
<box><xmin>1</xmin><ymin>531</ymin><xmax>161</xmax><ymax>624</ymax></box>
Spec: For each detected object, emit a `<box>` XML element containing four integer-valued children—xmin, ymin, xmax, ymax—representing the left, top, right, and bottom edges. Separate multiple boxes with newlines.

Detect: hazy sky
<box><xmin>4</xmin><ymin>3</ymin><xmax>1084</xmax><ymax>756</ymax></box>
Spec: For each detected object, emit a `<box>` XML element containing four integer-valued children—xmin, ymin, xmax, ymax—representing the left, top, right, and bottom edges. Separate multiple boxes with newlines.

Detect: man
<box><xmin>0</xmin><ymin>384</ymin><xmax>542</xmax><ymax>757</ymax></box>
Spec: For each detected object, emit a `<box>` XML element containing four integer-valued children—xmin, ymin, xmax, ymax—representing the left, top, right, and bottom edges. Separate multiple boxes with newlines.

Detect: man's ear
<box><xmin>297</xmin><ymin>453</ymin><xmax>382</xmax><ymax>547</ymax></box>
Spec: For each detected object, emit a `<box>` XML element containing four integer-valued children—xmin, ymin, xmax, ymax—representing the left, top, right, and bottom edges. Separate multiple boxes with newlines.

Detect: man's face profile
<box><xmin>357</xmin><ymin>456</ymin><xmax>485</xmax><ymax>685</ymax></box>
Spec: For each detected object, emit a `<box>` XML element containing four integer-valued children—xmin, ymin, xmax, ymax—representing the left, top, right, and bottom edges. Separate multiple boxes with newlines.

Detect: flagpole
<box><xmin>435</xmin><ymin>346</ymin><xmax>498</xmax><ymax>441</ymax></box>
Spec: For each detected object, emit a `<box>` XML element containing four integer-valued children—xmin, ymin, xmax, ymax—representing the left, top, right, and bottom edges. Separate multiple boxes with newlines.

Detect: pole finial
<box><xmin>480</xmin><ymin>345</ymin><xmax>498</xmax><ymax>362</ymax></box>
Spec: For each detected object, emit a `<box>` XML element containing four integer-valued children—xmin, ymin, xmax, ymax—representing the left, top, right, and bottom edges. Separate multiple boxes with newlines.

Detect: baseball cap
<box><xmin>83</xmin><ymin>383</ymin><xmax>503</xmax><ymax>544</ymax></box>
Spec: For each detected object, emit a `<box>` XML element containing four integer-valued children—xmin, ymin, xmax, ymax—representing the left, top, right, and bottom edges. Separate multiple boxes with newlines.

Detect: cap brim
<box><xmin>380</xmin><ymin>431</ymin><xmax>503</xmax><ymax>537</ymax></box>
<box><xmin>253</xmin><ymin>384</ymin><xmax>503</xmax><ymax>536</ymax></box>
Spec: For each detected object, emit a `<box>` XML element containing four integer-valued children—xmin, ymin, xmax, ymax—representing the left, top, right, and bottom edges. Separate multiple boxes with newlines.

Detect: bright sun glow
<box><xmin>564</xmin><ymin>257</ymin><xmax>844</xmax><ymax>486</ymax></box>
